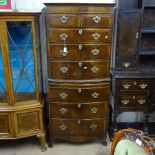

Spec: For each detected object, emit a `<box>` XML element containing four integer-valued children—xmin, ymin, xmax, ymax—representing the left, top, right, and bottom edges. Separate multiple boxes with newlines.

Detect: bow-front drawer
<box><xmin>50</xmin><ymin>102</ymin><xmax>109</xmax><ymax>118</ymax></box>
<box><xmin>117</xmin><ymin>79</ymin><xmax>150</xmax><ymax>91</ymax></box>
<box><xmin>46</xmin><ymin>14</ymin><xmax>81</xmax><ymax>28</ymax></box>
<box><xmin>48</xmin><ymin>60</ymin><xmax>110</xmax><ymax>80</ymax></box>
<box><xmin>48</xmin><ymin>82</ymin><xmax>109</xmax><ymax>102</ymax></box>
<box><xmin>50</xmin><ymin>118</ymin><xmax>108</xmax><ymax>135</ymax></box>
<box><xmin>48</xmin><ymin>29</ymin><xmax>112</xmax><ymax>43</ymax></box>
<box><xmin>118</xmin><ymin>94</ymin><xmax>148</xmax><ymax>108</ymax></box>
<box><xmin>81</xmin><ymin>14</ymin><xmax>113</xmax><ymax>28</ymax></box>
<box><xmin>48</xmin><ymin>44</ymin><xmax>111</xmax><ymax>61</ymax></box>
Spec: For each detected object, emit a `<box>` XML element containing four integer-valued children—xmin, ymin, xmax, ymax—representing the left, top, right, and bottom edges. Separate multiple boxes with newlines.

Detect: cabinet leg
<box><xmin>49</xmin><ymin>135</ymin><xmax>54</xmax><ymax>147</ymax></box>
<box><xmin>143</xmin><ymin>114</ymin><xmax>150</xmax><ymax>135</ymax></box>
<box><xmin>113</xmin><ymin>114</ymin><xmax>118</xmax><ymax>132</ymax></box>
<box><xmin>101</xmin><ymin>138</ymin><xmax>107</xmax><ymax>146</ymax></box>
<box><xmin>37</xmin><ymin>133</ymin><xmax>47</xmax><ymax>152</ymax></box>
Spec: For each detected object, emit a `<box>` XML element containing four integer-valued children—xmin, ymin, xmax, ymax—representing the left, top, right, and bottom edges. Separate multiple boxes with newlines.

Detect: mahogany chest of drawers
<box><xmin>45</xmin><ymin>3</ymin><xmax>115</xmax><ymax>146</ymax></box>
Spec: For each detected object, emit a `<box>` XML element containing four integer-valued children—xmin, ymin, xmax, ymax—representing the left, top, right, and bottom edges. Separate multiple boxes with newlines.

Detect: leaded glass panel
<box><xmin>7</xmin><ymin>21</ymin><xmax>37</xmax><ymax>102</ymax></box>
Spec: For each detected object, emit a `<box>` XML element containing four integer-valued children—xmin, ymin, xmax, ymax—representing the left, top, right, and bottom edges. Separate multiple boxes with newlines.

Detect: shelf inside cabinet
<box><xmin>143</xmin><ymin>0</ymin><xmax>155</xmax><ymax>7</ymax></box>
<box><xmin>141</xmin><ymin>28</ymin><xmax>155</xmax><ymax>33</ymax></box>
<box><xmin>139</xmin><ymin>50</ymin><xmax>155</xmax><ymax>55</ymax></box>
<box><xmin>142</xmin><ymin>8</ymin><xmax>155</xmax><ymax>29</ymax></box>
<box><xmin>140</xmin><ymin>33</ymin><xmax>155</xmax><ymax>51</ymax></box>
<box><xmin>139</xmin><ymin>55</ymin><xmax>155</xmax><ymax>69</ymax></box>
<box><xmin>119</xmin><ymin>0</ymin><xmax>142</xmax><ymax>9</ymax></box>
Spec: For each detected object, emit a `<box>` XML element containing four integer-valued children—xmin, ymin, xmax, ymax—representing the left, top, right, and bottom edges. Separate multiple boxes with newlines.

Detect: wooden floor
<box><xmin>0</xmin><ymin>137</ymin><xmax>111</xmax><ymax>155</ymax></box>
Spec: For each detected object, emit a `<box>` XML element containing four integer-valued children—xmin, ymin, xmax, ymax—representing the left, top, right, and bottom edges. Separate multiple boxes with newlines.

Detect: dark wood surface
<box><xmin>111</xmin><ymin>0</ymin><xmax>155</xmax><ymax>138</ymax></box>
<box><xmin>45</xmin><ymin>3</ymin><xmax>114</xmax><ymax>146</ymax></box>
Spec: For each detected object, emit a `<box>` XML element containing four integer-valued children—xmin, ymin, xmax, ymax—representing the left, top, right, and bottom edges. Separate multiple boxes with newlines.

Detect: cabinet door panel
<box><xmin>0</xmin><ymin>113</ymin><xmax>13</xmax><ymax>137</ymax></box>
<box><xmin>0</xmin><ymin>43</ymin><xmax>7</xmax><ymax>103</ymax></box>
<box><xmin>117</xmin><ymin>11</ymin><xmax>141</xmax><ymax>59</ymax></box>
<box><xmin>7</xmin><ymin>21</ymin><xmax>37</xmax><ymax>103</ymax></box>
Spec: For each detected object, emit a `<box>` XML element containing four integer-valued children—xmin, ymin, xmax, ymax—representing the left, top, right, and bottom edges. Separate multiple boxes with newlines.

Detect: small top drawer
<box><xmin>45</xmin><ymin>5</ymin><xmax>114</xmax><ymax>13</ymax></box>
<box><xmin>81</xmin><ymin>14</ymin><xmax>113</xmax><ymax>28</ymax></box>
<box><xmin>46</xmin><ymin>14</ymin><xmax>81</xmax><ymax>28</ymax></box>
<box><xmin>118</xmin><ymin>79</ymin><xmax>150</xmax><ymax>91</ymax></box>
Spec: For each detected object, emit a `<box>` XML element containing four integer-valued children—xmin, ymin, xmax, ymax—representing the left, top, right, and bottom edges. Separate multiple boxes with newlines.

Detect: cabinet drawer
<box><xmin>118</xmin><ymin>79</ymin><xmax>150</xmax><ymax>91</ymax></box>
<box><xmin>116</xmin><ymin>60</ymin><xmax>138</xmax><ymax>69</ymax></box>
<box><xmin>46</xmin><ymin>5</ymin><xmax>114</xmax><ymax>13</ymax></box>
<box><xmin>46</xmin><ymin>14</ymin><xmax>81</xmax><ymax>28</ymax></box>
<box><xmin>50</xmin><ymin>102</ymin><xmax>109</xmax><ymax>118</ymax></box>
<box><xmin>48</xmin><ymin>83</ymin><xmax>109</xmax><ymax>102</ymax></box>
<box><xmin>81</xmin><ymin>14</ymin><xmax>113</xmax><ymax>28</ymax></box>
<box><xmin>48</xmin><ymin>29</ymin><xmax>112</xmax><ymax>43</ymax></box>
<box><xmin>46</xmin><ymin>6</ymin><xmax>81</xmax><ymax>13</ymax></box>
<box><xmin>48</xmin><ymin>61</ymin><xmax>110</xmax><ymax>80</ymax></box>
<box><xmin>50</xmin><ymin>118</ymin><xmax>108</xmax><ymax>135</ymax></box>
<box><xmin>118</xmin><ymin>94</ymin><xmax>148</xmax><ymax>107</ymax></box>
<box><xmin>48</xmin><ymin>44</ymin><xmax>111</xmax><ymax>61</ymax></box>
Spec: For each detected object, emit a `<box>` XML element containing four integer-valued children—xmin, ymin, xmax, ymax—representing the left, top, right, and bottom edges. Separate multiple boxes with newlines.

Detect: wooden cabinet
<box><xmin>0</xmin><ymin>13</ymin><xmax>46</xmax><ymax>151</ymax></box>
<box><xmin>116</xmin><ymin>11</ymin><xmax>141</xmax><ymax>69</ymax></box>
<box><xmin>111</xmin><ymin>0</ymin><xmax>155</xmax><ymax>138</ymax></box>
<box><xmin>45</xmin><ymin>3</ymin><xmax>115</xmax><ymax>146</ymax></box>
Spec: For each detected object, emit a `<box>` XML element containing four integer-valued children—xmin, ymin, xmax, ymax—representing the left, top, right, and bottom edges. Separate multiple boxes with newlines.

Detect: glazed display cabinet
<box><xmin>0</xmin><ymin>13</ymin><xmax>46</xmax><ymax>151</ymax></box>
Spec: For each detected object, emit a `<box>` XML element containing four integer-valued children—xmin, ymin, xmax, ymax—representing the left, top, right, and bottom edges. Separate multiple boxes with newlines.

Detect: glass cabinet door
<box><xmin>0</xmin><ymin>42</ymin><xmax>7</xmax><ymax>103</ymax></box>
<box><xmin>7</xmin><ymin>21</ymin><xmax>37</xmax><ymax>103</ymax></box>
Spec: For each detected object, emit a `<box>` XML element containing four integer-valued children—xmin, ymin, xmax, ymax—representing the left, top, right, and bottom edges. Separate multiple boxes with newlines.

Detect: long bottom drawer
<box><xmin>50</xmin><ymin>118</ymin><xmax>108</xmax><ymax>136</ymax></box>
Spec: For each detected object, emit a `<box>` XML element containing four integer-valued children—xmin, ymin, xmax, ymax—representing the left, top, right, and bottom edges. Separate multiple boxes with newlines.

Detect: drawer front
<box><xmin>118</xmin><ymin>79</ymin><xmax>150</xmax><ymax>91</ymax></box>
<box><xmin>118</xmin><ymin>95</ymin><xmax>148</xmax><ymax>107</ymax></box>
<box><xmin>116</xmin><ymin>60</ymin><xmax>138</xmax><ymax>69</ymax></box>
<box><xmin>46</xmin><ymin>14</ymin><xmax>81</xmax><ymax>28</ymax></box>
<box><xmin>46</xmin><ymin>5</ymin><xmax>114</xmax><ymax>13</ymax></box>
<box><xmin>50</xmin><ymin>118</ymin><xmax>108</xmax><ymax>135</ymax></box>
<box><xmin>48</xmin><ymin>29</ymin><xmax>112</xmax><ymax>43</ymax></box>
<box><xmin>48</xmin><ymin>44</ymin><xmax>111</xmax><ymax>60</ymax></box>
<box><xmin>48</xmin><ymin>83</ymin><xmax>109</xmax><ymax>102</ymax></box>
<box><xmin>0</xmin><ymin>113</ymin><xmax>12</xmax><ymax>137</ymax></box>
<box><xmin>82</xmin><ymin>14</ymin><xmax>113</xmax><ymax>28</ymax></box>
<box><xmin>48</xmin><ymin>61</ymin><xmax>110</xmax><ymax>80</ymax></box>
<box><xmin>50</xmin><ymin>102</ymin><xmax>109</xmax><ymax>118</ymax></box>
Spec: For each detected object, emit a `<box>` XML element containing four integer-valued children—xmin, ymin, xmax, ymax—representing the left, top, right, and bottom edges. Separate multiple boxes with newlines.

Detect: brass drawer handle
<box><xmin>92</xmin><ymin>33</ymin><xmax>100</xmax><ymax>40</ymax></box>
<box><xmin>77</xmin><ymin>88</ymin><xmax>82</xmax><ymax>93</ymax></box>
<box><xmin>105</xmin><ymin>35</ymin><xmax>109</xmax><ymax>39</ymax></box>
<box><xmin>139</xmin><ymin>84</ymin><xmax>148</xmax><ymax>89</ymax></box>
<box><xmin>79</xmin><ymin>29</ymin><xmax>83</xmax><ymax>35</ymax></box>
<box><xmin>136</xmin><ymin>32</ymin><xmax>139</xmax><ymax>39</ymax></box>
<box><xmin>60</xmin><ymin>47</ymin><xmax>68</xmax><ymax>57</ymax></box>
<box><xmin>78</xmin><ymin>62</ymin><xmax>83</xmax><ymax>67</ymax></box>
<box><xmin>60</xmin><ymin>33</ymin><xmax>68</xmax><ymax>41</ymax></box>
<box><xmin>60</xmin><ymin>108</ymin><xmax>68</xmax><ymax>114</ymax></box>
<box><xmin>59</xmin><ymin>16</ymin><xmax>69</xmax><ymax>24</ymax></box>
<box><xmin>91</xmin><ymin>49</ymin><xmax>100</xmax><ymax>56</ymax></box>
<box><xmin>60</xmin><ymin>67</ymin><xmax>68</xmax><ymax>73</ymax></box>
<box><xmin>123</xmin><ymin>84</ymin><xmax>131</xmax><ymax>89</ymax></box>
<box><xmin>59</xmin><ymin>125</ymin><xmax>67</xmax><ymax>131</ymax></box>
<box><xmin>90</xmin><ymin>124</ymin><xmax>98</xmax><ymax>130</ymax></box>
<box><xmin>92</xmin><ymin>16</ymin><xmax>101</xmax><ymax>24</ymax></box>
<box><xmin>60</xmin><ymin>92</ymin><xmax>68</xmax><ymax>100</ymax></box>
<box><xmin>91</xmin><ymin>107</ymin><xmax>98</xmax><ymax>114</ymax></box>
<box><xmin>137</xmin><ymin>99</ymin><xmax>146</xmax><ymax>105</ymax></box>
<box><xmin>77</xmin><ymin>120</ymin><xmax>81</xmax><ymax>124</ymax></box>
<box><xmin>122</xmin><ymin>100</ymin><xmax>130</xmax><ymax>105</ymax></box>
<box><xmin>91</xmin><ymin>66</ymin><xmax>99</xmax><ymax>73</ymax></box>
<box><xmin>123</xmin><ymin>62</ymin><xmax>131</xmax><ymax>68</ymax></box>
<box><xmin>92</xmin><ymin>92</ymin><xmax>99</xmax><ymax>99</ymax></box>
<box><xmin>79</xmin><ymin>44</ymin><xmax>83</xmax><ymax>50</ymax></box>
<box><xmin>78</xmin><ymin>103</ymin><xmax>82</xmax><ymax>108</ymax></box>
